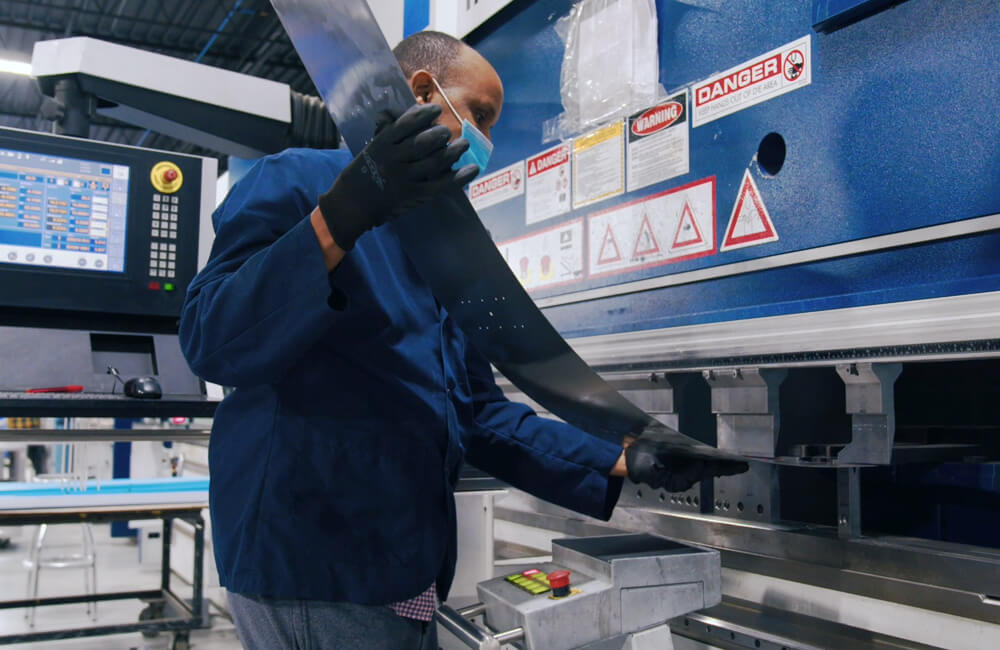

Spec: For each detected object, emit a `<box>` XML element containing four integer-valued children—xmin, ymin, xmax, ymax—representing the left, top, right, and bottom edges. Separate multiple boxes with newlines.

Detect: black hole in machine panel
<box><xmin>757</xmin><ymin>132</ymin><xmax>786</xmax><ymax>176</ymax></box>
<box><xmin>90</xmin><ymin>333</ymin><xmax>157</xmax><ymax>376</ymax></box>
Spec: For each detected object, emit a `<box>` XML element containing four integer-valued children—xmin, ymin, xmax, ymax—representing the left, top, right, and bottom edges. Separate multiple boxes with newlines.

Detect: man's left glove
<box><xmin>317</xmin><ymin>103</ymin><xmax>478</xmax><ymax>251</ymax></box>
<box><xmin>625</xmin><ymin>438</ymin><xmax>750</xmax><ymax>492</ymax></box>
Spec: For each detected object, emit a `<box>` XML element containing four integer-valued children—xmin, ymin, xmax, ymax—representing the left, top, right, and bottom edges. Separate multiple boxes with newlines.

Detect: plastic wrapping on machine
<box><xmin>543</xmin><ymin>0</ymin><xmax>665</xmax><ymax>144</ymax></box>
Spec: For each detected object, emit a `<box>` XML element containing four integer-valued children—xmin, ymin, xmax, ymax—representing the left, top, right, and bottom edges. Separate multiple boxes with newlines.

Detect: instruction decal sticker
<box><xmin>691</xmin><ymin>35</ymin><xmax>811</xmax><ymax>127</ymax></box>
<box><xmin>720</xmin><ymin>170</ymin><xmax>778</xmax><ymax>251</ymax></box>
<box><xmin>468</xmin><ymin>160</ymin><xmax>525</xmax><ymax>211</ymax></box>
<box><xmin>627</xmin><ymin>91</ymin><xmax>689</xmax><ymax>192</ymax></box>
<box><xmin>526</xmin><ymin>144</ymin><xmax>572</xmax><ymax>224</ymax></box>
<box><xmin>572</xmin><ymin>121</ymin><xmax>625</xmax><ymax>209</ymax></box>
<box><xmin>587</xmin><ymin>176</ymin><xmax>716</xmax><ymax>279</ymax></box>
<box><xmin>499</xmin><ymin>219</ymin><xmax>584</xmax><ymax>292</ymax></box>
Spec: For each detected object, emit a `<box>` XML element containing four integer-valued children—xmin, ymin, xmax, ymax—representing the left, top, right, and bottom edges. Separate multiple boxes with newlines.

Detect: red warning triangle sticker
<box><xmin>632</xmin><ymin>212</ymin><xmax>660</xmax><ymax>257</ymax></box>
<box><xmin>670</xmin><ymin>201</ymin><xmax>704</xmax><ymax>251</ymax></box>
<box><xmin>721</xmin><ymin>170</ymin><xmax>778</xmax><ymax>251</ymax></box>
<box><xmin>597</xmin><ymin>224</ymin><xmax>622</xmax><ymax>265</ymax></box>
<box><xmin>528</xmin><ymin>161</ymin><xmax>536</xmax><ymax>174</ymax></box>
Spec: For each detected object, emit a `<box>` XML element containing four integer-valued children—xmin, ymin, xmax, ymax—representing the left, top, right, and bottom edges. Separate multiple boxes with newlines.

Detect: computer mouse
<box><xmin>124</xmin><ymin>376</ymin><xmax>162</xmax><ymax>399</ymax></box>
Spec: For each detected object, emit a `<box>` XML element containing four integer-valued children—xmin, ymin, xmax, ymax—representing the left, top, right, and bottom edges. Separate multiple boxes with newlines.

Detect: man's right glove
<box><xmin>625</xmin><ymin>437</ymin><xmax>750</xmax><ymax>492</ymax></box>
<box><xmin>317</xmin><ymin>103</ymin><xmax>479</xmax><ymax>251</ymax></box>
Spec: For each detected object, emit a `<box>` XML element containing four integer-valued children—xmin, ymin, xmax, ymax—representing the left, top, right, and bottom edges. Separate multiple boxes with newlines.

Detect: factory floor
<box><xmin>0</xmin><ymin>525</ymin><xmax>478</xmax><ymax>650</ymax></box>
<box><xmin>0</xmin><ymin>524</ymin><xmax>241</xmax><ymax>649</ymax></box>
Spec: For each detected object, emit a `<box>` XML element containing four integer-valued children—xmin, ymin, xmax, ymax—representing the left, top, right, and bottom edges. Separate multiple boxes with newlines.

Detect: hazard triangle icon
<box><xmin>597</xmin><ymin>224</ymin><xmax>622</xmax><ymax>265</ymax></box>
<box><xmin>670</xmin><ymin>201</ymin><xmax>704</xmax><ymax>251</ymax></box>
<box><xmin>721</xmin><ymin>170</ymin><xmax>778</xmax><ymax>251</ymax></box>
<box><xmin>632</xmin><ymin>213</ymin><xmax>660</xmax><ymax>258</ymax></box>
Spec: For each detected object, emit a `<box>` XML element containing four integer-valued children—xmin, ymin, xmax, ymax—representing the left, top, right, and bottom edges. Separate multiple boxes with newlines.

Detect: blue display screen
<box><xmin>0</xmin><ymin>148</ymin><xmax>129</xmax><ymax>273</ymax></box>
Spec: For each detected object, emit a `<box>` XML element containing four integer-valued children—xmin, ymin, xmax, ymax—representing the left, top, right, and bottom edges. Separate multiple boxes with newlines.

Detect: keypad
<box><xmin>148</xmin><ymin>193</ymin><xmax>180</xmax><ymax>279</ymax></box>
<box><xmin>505</xmin><ymin>570</ymin><xmax>551</xmax><ymax>595</ymax></box>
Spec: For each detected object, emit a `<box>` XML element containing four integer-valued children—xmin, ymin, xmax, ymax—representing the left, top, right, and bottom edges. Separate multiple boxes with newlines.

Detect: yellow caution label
<box><xmin>150</xmin><ymin>161</ymin><xmax>183</xmax><ymax>194</ymax></box>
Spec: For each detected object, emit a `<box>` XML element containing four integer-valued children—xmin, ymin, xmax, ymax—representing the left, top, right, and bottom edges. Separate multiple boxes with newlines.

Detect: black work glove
<box><xmin>625</xmin><ymin>438</ymin><xmax>750</xmax><ymax>492</ymax></box>
<box><xmin>317</xmin><ymin>103</ymin><xmax>478</xmax><ymax>251</ymax></box>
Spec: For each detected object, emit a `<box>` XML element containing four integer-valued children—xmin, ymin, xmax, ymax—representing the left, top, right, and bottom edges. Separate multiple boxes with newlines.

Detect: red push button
<box><xmin>148</xmin><ymin>281</ymin><xmax>161</xmax><ymax>290</ymax></box>
<box><xmin>163</xmin><ymin>169</ymin><xmax>178</xmax><ymax>183</ymax></box>
<box><xmin>548</xmin><ymin>570</ymin><xmax>571</xmax><ymax>597</ymax></box>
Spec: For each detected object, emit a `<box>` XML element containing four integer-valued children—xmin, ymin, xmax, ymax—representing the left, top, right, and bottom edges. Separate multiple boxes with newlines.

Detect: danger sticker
<box><xmin>498</xmin><ymin>219</ymin><xmax>584</xmax><ymax>292</ymax></box>
<box><xmin>627</xmin><ymin>91</ymin><xmax>689</xmax><ymax>192</ymax></box>
<box><xmin>691</xmin><ymin>35</ymin><xmax>811</xmax><ymax>127</ymax></box>
<box><xmin>468</xmin><ymin>160</ymin><xmax>525</xmax><ymax>211</ymax></box>
<box><xmin>525</xmin><ymin>144</ymin><xmax>571</xmax><ymax>225</ymax></box>
<box><xmin>587</xmin><ymin>176</ymin><xmax>716</xmax><ymax>279</ymax></box>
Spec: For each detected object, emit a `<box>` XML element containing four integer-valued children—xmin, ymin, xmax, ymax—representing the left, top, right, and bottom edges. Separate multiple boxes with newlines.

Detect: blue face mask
<box><xmin>432</xmin><ymin>78</ymin><xmax>493</xmax><ymax>174</ymax></box>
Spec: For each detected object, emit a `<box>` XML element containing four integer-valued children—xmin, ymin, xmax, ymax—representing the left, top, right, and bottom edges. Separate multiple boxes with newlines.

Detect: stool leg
<box><xmin>23</xmin><ymin>525</ymin><xmax>39</xmax><ymax>622</ymax></box>
<box><xmin>83</xmin><ymin>524</ymin><xmax>97</xmax><ymax>621</ymax></box>
<box><xmin>26</xmin><ymin>524</ymin><xmax>47</xmax><ymax>627</ymax></box>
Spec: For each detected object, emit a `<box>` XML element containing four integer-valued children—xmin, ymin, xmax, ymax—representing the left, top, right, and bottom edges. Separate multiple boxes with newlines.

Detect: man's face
<box><xmin>411</xmin><ymin>46</ymin><xmax>504</xmax><ymax>143</ymax></box>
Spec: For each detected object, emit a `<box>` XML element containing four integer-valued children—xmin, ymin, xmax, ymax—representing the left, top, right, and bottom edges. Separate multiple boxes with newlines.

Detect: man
<box><xmin>180</xmin><ymin>31</ymin><xmax>745</xmax><ymax>649</ymax></box>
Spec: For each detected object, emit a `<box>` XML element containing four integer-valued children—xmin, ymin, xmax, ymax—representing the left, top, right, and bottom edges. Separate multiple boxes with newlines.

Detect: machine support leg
<box><xmin>161</xmin><ymin>517</ymin><xmax>172</xmax><ymax>592</ymax></box>
<box><xmin>192</xmin><ymin>515</ymin><xmax>205</xmax><ymax>624</ymax></box>
<box><xmin>837</xmin><ymin>467</ymin><xmax>862</xmax><ymax>539</ymax></box>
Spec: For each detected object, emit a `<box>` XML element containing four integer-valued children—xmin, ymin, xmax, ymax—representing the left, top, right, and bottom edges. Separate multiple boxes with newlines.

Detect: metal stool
<box><xmin>23</xmin><ymin>522</ymin><xmax>98</xmax><ymax>627</ymax></box>
<box><xmin>22</xmin><ymin>442</ymin><xmax>100</xmax><ymax>627</ymax></box>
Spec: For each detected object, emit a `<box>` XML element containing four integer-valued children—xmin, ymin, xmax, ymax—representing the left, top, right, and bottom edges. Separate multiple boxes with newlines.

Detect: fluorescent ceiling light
<box><xmin>0</xmin><ymin>59</ymin><xmax>32</xmax><ymax>76</ymax></box>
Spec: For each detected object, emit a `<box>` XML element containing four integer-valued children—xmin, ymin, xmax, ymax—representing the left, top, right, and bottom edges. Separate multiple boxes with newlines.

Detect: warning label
<box><xmin>587</xmin><ymin>176</ymin><xmax>716</xmax><ymax>279</ymax></box>
<box><xmin>525</xmin><ymin>144</ymin><xmax>571</xmax><ymax>225</ymax></box>
<box><xmin>627</xmin><ymin>91</ymin><xmax>689</xmax><ymax>192</ymax></box>
<box><xmin>572</xmin><ymin>121</ymin><xmax>625</xmax><ymax>209</ymax></box>
<box><xmin>720</xmin><ymin>170</ymin><xmax>778</xmax><ymax>251</ymax></box>
<box><xmin>499</xmin><ymin>219</ymin><xmax>584</xmax><ymax>292</ymax></box>
<box><xmin>691</xmin><ymin>35</ymin><xmax>811</xmax><ymax>128</ymax></box>
<box><xmin>468</xmin><ymin>160</ymin><xmax>525</xmax><ymax>211</ymax></box>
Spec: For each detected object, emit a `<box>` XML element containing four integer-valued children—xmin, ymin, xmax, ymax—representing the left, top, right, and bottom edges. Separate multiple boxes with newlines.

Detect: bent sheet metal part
<box><xmin>269</xmin><ymin>0</ymin><xmax>738</xmax><ymax>460</ymax></box>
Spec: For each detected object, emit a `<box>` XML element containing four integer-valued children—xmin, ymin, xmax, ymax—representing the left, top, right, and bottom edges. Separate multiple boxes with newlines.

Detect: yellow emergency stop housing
<box><xmin>150</xmin><ymin>161</ymin><xmax>183</xmax><ymax>194</ymax></box>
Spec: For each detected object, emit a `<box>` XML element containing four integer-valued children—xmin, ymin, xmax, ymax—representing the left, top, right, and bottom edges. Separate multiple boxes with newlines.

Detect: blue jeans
<box><xmin>227</xmin><ymin>591</ymin><xmax>438</xmax><ymax>650</ymax></box>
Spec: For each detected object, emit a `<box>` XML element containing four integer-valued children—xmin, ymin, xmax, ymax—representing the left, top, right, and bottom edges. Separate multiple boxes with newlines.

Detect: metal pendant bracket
<box><xmin>704</xmin><ymin>368</ymin><xmax>787</xmax><ymax>458</ymax></box>
<box><xmin>835</xmin><ymin>362</ymin><xmax>902</xmax><ymax>465</ymax></box>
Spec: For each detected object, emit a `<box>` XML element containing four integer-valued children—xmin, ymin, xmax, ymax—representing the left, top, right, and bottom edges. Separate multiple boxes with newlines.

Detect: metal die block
<box><xmin>717</xmin><ymin>414</ymin><xmax>778</xmax><ymax>457</ymax></box>
<box><xmin>618</xmin><ymin>479</ymin><xmax>712</xmax><ymax>514</ymax></box>
<box><xmin>713</xmin><ymin>463</ymin><xmax>780</xmax><ymax>522</ymax></box>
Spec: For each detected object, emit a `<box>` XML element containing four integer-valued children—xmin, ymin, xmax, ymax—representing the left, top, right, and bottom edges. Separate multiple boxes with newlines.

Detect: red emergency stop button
<box><xmin>150</xmin><ymin>161</ymin><xmax>183</xmax><ymax>193</ymax></box>
<box><xmin>548</xmin><ymin>570</ymin><xmax>571</xmax><ymax>597</ymax></box>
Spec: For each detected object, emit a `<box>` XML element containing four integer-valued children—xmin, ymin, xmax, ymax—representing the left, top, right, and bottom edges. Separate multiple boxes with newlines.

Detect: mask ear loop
<box><xmin>431</xmin><ymin>77</ymin><xmax>464</xmax><ymax>123</ymax></box>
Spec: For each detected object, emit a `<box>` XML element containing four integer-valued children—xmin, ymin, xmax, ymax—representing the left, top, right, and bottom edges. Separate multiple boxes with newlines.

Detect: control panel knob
<box><xmin>548</xmin><ymin>570</ymin><xmax>571</xmax><ymax>598</ymax></box>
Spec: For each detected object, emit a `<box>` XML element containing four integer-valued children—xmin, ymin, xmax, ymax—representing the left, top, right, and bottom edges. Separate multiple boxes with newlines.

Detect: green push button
<box><xmin>164</xmin><ymin>283</ymin><xmax>175</xmax><ymax>292</ymax></box>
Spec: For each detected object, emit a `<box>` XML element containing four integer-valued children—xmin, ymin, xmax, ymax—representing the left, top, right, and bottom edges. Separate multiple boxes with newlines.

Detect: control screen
<box><xmin>0</xmin><ymin>147</ymin><xmax>129</xmax><ymax>273</ymax></box>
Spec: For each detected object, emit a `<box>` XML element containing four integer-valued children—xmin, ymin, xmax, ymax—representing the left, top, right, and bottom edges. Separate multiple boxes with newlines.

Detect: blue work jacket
<box><xmin>179</xmin><ymin>148</ymin><xmax>624</xmax><ymax>605</ymax></box>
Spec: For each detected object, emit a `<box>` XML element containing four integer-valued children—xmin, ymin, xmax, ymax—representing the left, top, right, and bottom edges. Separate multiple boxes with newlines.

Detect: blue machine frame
<box><xmin>469</xmin><ymin>0</ymin><xmax>1000</xmax><ymax>345</ymax></box>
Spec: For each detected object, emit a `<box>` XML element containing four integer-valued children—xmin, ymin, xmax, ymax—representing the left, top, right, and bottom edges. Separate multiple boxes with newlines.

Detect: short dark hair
<box><xmin>393</xmin><ymin>30</ymin><xmax>464</xmax><ymax>85</ymax></box>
